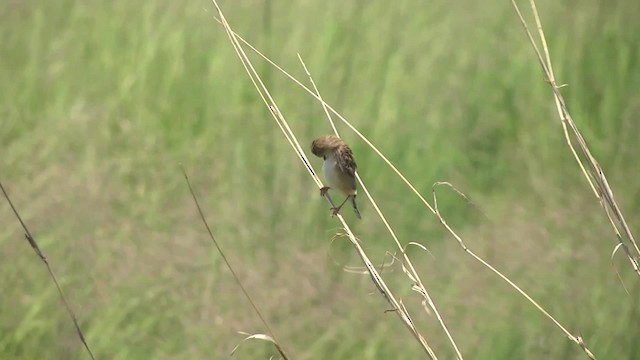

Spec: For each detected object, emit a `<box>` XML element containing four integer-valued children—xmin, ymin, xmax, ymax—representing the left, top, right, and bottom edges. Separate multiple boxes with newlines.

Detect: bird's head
<box><xmin>311</xmin><ymin>135</ymin><xmax>343</xmax><ymax>158</ymax></box>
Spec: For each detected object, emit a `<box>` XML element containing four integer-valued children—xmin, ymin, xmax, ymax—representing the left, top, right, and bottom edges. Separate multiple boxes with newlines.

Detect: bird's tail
<box><xmin>352</xmin><ymin>195</ymin><xmax>362</xmax><ymax>219</ymax></box>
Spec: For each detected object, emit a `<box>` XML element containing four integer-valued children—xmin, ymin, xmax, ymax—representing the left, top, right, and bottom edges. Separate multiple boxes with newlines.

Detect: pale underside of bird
<box><xmin>311</xmin><ymin>135</ymin><xmax>361</xmax><ymax>219</ymax></box>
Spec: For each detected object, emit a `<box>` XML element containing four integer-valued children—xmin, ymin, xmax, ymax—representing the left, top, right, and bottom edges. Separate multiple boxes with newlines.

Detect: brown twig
<box><xmin>180</xmin><ymin>165</ymin><xmax>288</xmax><ymax>359</ymax></box>
<box><xmin>0</xmin><ymin>180</ymin><xmax>97</xmax><ymax>360</ymax></box>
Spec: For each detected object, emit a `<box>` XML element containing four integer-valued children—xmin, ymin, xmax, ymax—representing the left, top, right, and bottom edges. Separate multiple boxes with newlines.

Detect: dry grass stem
<box><xmin>229</xmin><ymin>332</ymin><xmax>288</xmax><ymax>359</ymax></box>
<box><xmin>210</xmin><ymin>0</ymin><xmax>438</xmax><ymax>358</ymax></box>
<box><xmin>0</xmin><ymin>180</ymin><xmax>97</xmax><ymax>360</ymax></box>
<box><xmin>180</xmin><ymin>166</ymin><xmax>288</xmax><ymax>359</ymax></box>
<box><xmin>511</xmin><ymin>0</ymin><xmax>640</xmax><ymax>279</ymax></box>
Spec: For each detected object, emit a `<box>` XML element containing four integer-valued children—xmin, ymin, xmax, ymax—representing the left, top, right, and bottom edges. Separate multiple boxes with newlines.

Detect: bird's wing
<box><xmin>336</xmin><ymin>145</ymin><xmax>357</xmax><ymax>185</ymax></box>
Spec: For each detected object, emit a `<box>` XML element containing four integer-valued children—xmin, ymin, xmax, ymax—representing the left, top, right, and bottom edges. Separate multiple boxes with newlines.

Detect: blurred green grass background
<box><xmin>2</xmin><ymin>0</ymin><xmax>640</xmax><ymax>358</ymax></box>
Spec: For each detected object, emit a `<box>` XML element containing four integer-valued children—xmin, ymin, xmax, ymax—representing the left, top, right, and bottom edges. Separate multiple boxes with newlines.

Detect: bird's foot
<box><xmin>320</xmin><ymin>186</ymin><xmax>330</xmax><ymax>197</ymax></box>
<box><xmin>330</xmin><ymin>206</ymin><xmax>343</xmax><ymax>217</ymax></box>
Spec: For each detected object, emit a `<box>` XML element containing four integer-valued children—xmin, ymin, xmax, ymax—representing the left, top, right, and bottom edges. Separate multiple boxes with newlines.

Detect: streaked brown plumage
<box><xmin>311</xmin><ymin>135</ymin><xmax>361</xmax><ymax>219</ymax></box>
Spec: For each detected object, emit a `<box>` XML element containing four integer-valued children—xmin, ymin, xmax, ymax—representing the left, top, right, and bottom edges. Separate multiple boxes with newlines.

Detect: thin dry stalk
<box><xmin>209</xmin><ymin>1</ymin><xmax>437</xmax><ymax>358</ymax></box>
<box><xmin>217</xmin><ymin>23</ymin><xmax>596</xmax><ymax>359</ymax></box>
<box><xmin>297</xmin><ymin>56</ymin><xmax>463</xmax><ymax>360</ymax></box>
<box><xmin>230</xmin><ymin>332</ymin><xmax>288</xmax><ymax>358</ymax></box>
<box><xmin>180</xmin><ymin>167</ymin><xmax>288</xmax><ymax>359</ymax></box>
<box><xmin>0</xmin><ymin>180</ymin><xmax>97</xmax><ymax>360</ymax></box>
<box><xmin>510</xmin><ymin>0</ymin><xmax>640</xmax><ymax>277</ymax></box>
<box><xmin>432</xmin><ymin>184</ymin><xmax>596</xmax><ymax>359</ymax></box>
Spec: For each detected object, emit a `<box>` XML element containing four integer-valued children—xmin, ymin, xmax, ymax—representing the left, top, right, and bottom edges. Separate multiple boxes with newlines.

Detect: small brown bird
<box><xmin>311</xmin><ymin>135</ymin><xmax>361</xmax><ymax>219</ymax></box>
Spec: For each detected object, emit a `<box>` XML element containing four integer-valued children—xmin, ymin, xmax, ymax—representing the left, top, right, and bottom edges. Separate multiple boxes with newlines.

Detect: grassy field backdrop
<box><xmin>2</xmin><ymin>0</ymin><xmax>640</xmax><ymax>359</ymax></box>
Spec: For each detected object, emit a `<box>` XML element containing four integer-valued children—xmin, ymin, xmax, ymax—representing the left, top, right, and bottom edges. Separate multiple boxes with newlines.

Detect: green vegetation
<box><xmin>2</xmin><ymin>0</ymin><xmax>640</xmax><ymax>358</ymax></box>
